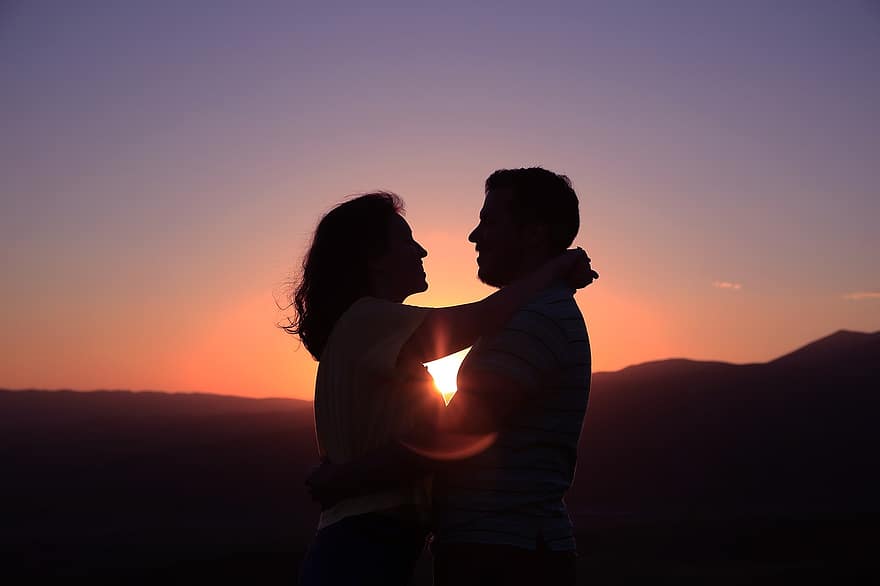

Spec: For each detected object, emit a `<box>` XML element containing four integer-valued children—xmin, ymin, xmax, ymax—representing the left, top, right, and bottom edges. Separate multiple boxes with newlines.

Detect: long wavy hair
<box><xmin>283</xmin><ymin>192</ymin><xmax>405</xmax><ymax>360</ymax></box>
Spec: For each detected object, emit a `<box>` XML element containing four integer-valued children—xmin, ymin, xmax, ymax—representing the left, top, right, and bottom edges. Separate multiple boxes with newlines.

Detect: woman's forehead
<box><xmin>387</xmin><ymin>213</ymin><xmax>412</xmax><ymax>235</ymax></box>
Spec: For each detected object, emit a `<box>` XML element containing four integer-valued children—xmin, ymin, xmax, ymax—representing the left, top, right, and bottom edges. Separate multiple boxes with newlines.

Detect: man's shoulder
<box><xmin>466</xmin><ymin>287</ymin><xmax>583</xmax><ymax>361</ymax></box>
<box><xmin>526</xmin><ymin>284</ymin><xmax>576</xmax><ymax>307</ymax></box>
<box><xmin>515</xmin><ymin>286</ymin><xmax>582</xmax><ymax>324</ymax></box>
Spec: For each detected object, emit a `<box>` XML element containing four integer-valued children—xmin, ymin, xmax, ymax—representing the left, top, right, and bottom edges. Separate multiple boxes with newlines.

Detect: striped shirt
<box><xmin>432</xmin><ymin>285</ymin><xmax>591</xmax><ymax>551</ymax></box>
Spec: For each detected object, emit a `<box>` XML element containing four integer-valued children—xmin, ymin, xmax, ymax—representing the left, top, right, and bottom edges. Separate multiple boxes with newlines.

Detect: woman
<box><xmin>288</xmin><ymin>192</ymin><xmax>592</xmax><ymax>585</ymax></box>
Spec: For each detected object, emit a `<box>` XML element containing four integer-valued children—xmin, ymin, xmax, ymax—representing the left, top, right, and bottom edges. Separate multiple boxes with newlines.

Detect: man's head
<box><xmin>469</xmin><ymin>167</ymin><xmax>580</xmax><ymax>287</ymax></box>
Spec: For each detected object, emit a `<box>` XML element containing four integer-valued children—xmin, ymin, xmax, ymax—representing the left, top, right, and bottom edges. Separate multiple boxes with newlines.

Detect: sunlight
<box><xmin>401</xmin><ymin>431</ymin><xmax>497</xmax><ymax>460</ymax></box>
<box><xmin>425</xmin><ymin>348</ymin><xmax>470</xmax><ymax>404</ymax></box>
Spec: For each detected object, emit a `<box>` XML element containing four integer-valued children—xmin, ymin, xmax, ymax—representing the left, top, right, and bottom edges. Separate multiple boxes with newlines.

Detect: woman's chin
<box><xmin>402</xmin><ymin>280</ymin><xmax>429</xmax><ymax>299</ymax></box>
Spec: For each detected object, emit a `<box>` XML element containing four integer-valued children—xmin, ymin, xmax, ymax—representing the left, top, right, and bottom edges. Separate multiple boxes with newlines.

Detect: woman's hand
<box><xmin>557</xmin><ymin>247</ymin><xmax>599</xmax><ymax>289</ymax></box>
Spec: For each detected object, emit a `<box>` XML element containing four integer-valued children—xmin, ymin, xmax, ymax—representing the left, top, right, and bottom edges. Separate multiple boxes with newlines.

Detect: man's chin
<box><xmin>477</xmin><ymin>268</ymin><xmax>505</xmax><ymax>289</ymax></box>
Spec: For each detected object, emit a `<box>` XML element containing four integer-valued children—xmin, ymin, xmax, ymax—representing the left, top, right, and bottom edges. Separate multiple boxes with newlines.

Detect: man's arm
<box><xmin>306</xmin><ymin>370</ymin><xmax>534</xmax><ymax>508</ymax></box>
<box><xmin>308</xmin><ymin>299</ymin><xmax>569</xmax><ymax>506</ymax></box>
<box><xmin>397</xmin><ymin>249</ymin><xmax>596</xmax><ymax>365</ymax></box>
<box><xmin>434</xmin><ymin>369</ymin><xmax>532</xmax><ymax>435</ymax></box>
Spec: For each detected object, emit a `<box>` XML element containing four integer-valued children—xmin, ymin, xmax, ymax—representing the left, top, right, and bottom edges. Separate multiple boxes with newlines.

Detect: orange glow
<box><xmin>425</xmin><ymin>348</ymin><xmax>470</xmax><ymax>403</ymax></box>
<box><xmin>400</xmin><ymin>432</ymin><xmax>498</xmax><ymax>460</ymax></box>
<box><xmin>3</xmin><ymin>2</ymin><xmax>880</xmax><ymax>402</ymax></box>
<box><xmin>4</xmin><ymin>194</ymin><xmax>877</xmax><ymax>400</ymax></box>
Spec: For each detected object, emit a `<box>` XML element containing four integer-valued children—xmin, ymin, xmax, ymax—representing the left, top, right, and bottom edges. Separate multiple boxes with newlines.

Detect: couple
<box><xmin>289</xmin><ymin>167</ymin><xmax>596</xmax><ymax>585</ymax></box>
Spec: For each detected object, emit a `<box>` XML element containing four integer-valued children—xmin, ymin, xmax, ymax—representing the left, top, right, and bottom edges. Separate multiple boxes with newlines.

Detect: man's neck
<box><xmin>512</xmin><ymin>250</ymin><xmax>554</xmax><ymax>282</ymax></box>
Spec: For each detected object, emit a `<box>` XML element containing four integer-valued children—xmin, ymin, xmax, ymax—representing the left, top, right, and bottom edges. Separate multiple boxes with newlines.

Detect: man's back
<box><xmin>432</xmin><ymin>285</ymin><xmax>591</xmax><ymax>551</ymax></box>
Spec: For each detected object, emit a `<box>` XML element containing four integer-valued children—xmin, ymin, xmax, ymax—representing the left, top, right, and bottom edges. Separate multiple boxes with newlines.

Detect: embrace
<box><xmin>286</xmin><ymin>167</ymin><xmax>598</xmax><ymax>586</ymax></box>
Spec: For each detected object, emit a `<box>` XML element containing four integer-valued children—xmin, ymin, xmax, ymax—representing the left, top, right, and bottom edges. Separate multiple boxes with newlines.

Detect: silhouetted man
<box><xmin>430</xmin><ymin>167</ymin><xmax>590</xmax><ymax>586</ymax></box>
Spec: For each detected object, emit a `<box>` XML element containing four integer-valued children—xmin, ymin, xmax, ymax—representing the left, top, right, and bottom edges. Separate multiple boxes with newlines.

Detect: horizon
<box><xmin>5</xmin><ymin>309</ymin><xmax>877</xmax><ymax>584</ymax></box>
<box><xmin>4</xmin><ymin>327</ymin><xmax>874</xmax><ymax>400</ymax></box>
<box><xmin>2</xmin><ymin>1</ymin><xmax>879</xmax><ymax>399</ymax></box>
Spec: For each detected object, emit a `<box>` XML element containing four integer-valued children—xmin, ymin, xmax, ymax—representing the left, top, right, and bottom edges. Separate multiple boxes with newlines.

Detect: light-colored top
<box><xmin>314</xmin><ymin>296</ymin><xmax>444</xmax><ymax>529</ymax></box>
<box><xmin>432</xmin><ymin>286</ymin><xmax>591</xmax><ymax>551</ymax></box>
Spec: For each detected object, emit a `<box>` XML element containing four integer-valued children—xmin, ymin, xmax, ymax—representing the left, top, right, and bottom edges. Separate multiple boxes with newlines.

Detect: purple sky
<box><xmin>2</xmin><ymin>0</ymin><xmax>878</xmax><ymax>398</ymax></box>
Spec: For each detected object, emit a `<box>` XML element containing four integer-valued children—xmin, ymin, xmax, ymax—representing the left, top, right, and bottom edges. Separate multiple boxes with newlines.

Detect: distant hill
<box><xmin>768</xmin><ymin>329</ymin><xmax>880</xmax><ymax>371</ymax></box>
<box><xmin>1</xmin><ymin>330</ymin><xmax>878</xmax><ymax>583</ymax></box>
<box><xmin>0</xmin><ymin>389</ymin><xmax>318</xmax><ymax>582</ymax></box>
<box><xmin>0</xmin><ymin>389</ymin><xmax>307</xmax><ymax>431</ymax></box>
<box><xmin>577</xmin><ymin>330</ymin><xmax>880</xmax><ymax>517</ymax></box>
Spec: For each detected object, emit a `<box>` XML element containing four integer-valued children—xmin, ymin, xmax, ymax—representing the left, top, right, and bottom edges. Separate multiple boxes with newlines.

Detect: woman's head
<box><xmin>284</xmin><ymin>192</ymin><xmax>428</xmax><ymax>360</ymax></box>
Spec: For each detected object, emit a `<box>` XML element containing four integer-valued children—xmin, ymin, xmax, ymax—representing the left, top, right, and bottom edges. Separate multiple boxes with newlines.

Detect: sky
<box><xmin>2</xmin><ymin>0</ymin><xmax>878</xmax><ymax>399</ymax></box>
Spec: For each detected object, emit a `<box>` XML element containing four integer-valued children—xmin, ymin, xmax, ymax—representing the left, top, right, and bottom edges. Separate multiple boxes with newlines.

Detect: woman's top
<box><xmin>314</xmin><ymin>296</ymin><xmax>445</xmax><ymax>529</ymax></box>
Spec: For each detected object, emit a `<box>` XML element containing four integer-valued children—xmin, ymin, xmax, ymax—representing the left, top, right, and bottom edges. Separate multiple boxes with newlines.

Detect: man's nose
<box><xmin>468</xmin><ymin>225</ymin><xmax>479</xmax><ymax>243</ymax></box>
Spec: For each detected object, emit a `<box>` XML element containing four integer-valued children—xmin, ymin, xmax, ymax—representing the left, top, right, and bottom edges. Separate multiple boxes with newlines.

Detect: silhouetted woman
<box><xmin>288</xmin><ymin>192</ymin><xmax>590</xmax><ymax>585</ymax></box>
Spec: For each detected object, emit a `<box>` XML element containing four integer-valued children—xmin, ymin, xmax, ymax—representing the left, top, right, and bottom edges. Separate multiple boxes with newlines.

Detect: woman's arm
<box><xmin>306</xmin><ymin>250</ymin><xmax>597</xmax><ymax>508</ymax></box>
<box><xmin>397</xmin><ymin>248</ymin><xmax>596</xmax><ymax>365</ymax></box>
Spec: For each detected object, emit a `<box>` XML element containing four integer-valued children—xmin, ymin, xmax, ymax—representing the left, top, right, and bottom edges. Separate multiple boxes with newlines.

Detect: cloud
<box><xmin>712</xmin><ymin>281</ymin><xmax>742</xmax><ymax>290</ymax></box>
<box><xmin>843</xmin><ymin>291</ymin><xmax>880</xmax><ymax>301</ymax></box>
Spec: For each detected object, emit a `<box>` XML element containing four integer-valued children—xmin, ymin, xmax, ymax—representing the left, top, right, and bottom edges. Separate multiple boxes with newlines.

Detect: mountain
<box><xmin>1</xmin><ymin>330</ymin><xmax>878</xmax><ymax>583</ymax></box>
<box><xmin>0</xmin><ymin>390</ymin><xmax>319</xmax><ymax>583</ymax></box>
<box><xmin>575</xmin><ymin>330</ymin><xmax>880</xmax><ymax>516</ymax></box>
<box><xmin>768</xmin><ymin>329</ymin><xmax>880</xmax><ymax>372</ymax></box>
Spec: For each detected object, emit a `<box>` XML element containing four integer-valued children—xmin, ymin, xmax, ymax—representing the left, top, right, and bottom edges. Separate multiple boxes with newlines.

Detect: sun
<box><xmin>425</xmin><ymin>348</ymin><xmax>470</xmax><ymax>404</ymax></box>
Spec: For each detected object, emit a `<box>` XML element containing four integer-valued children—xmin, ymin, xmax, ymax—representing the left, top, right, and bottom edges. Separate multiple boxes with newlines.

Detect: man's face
<box><xmin>468</xmin><ymin>189</ymin><xmax>525</xmax><ymax>287</ymax></box>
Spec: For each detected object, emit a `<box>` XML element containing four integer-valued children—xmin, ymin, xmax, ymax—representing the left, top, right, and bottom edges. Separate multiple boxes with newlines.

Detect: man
<box><xmin>430</xmin><ymin>167</ymin><xmax>590</xmax><ymax>585</ymax></box>
<box><xmin>308</xmin><ymin>167</ymin><xmax>593</xmax><ymax>585</ymax></box>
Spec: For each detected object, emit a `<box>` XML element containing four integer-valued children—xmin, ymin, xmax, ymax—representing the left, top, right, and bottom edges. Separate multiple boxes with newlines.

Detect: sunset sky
<box><xmin>2</xmin><ymin>1</ymin><xmax>878</xmax><ymax>400</ymax></box>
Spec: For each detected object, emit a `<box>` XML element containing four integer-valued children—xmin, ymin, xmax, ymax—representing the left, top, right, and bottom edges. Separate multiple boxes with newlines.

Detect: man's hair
<box><xmin>282</xmin><ymin>192</ymin><xmax>404</xmax><ymax>360</ymax></box>
<box><xmin>485</xmin><ymin>167</ymin><xmax>579</xmax><ymax>253</ymax></box>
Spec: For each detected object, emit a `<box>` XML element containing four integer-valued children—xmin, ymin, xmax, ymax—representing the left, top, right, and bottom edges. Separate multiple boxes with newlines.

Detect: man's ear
<box><xmin>521</xmin><ymin>223</ymin><xmax>550</xmax><ymax>249</ymax></box>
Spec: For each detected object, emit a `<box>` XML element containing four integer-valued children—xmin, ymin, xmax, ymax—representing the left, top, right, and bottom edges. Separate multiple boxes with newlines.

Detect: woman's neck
<box><xmin>368</xmin><ymin>281</ymin><xmax>405</xmax><ymax>303</ymax></box>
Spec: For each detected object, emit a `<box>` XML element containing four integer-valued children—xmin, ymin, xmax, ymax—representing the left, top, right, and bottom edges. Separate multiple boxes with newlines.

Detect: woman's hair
<box><xmin>283</xmin><ymin>192</ymin><xmax>405</xmax><ymax>360</ymax></box>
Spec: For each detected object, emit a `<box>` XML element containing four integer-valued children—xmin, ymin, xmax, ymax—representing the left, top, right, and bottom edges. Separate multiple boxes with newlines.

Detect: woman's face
<box><xmin>369</xmin><ymin>214</ymin><xmax>428</xmax><ymax>301</ymax></box>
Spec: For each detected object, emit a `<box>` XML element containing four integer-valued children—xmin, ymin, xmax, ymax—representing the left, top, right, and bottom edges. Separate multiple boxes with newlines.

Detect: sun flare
<box><xmin>425</xmin><ymin>348</ymin><xmax>470</xmax><ymax>404</ymax></box>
